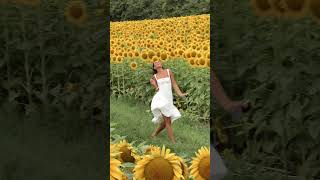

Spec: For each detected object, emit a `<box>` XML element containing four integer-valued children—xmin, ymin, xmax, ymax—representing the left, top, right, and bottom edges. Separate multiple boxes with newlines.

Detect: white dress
<box><xmin>151</xmin><ymin>69</ymin><xmax>181</xmax><ymax>124</ymax></box>
<box><xmin>211</xmin><ymin>145</ymin><xmax>228</xmax><ymax>179</ymax></box>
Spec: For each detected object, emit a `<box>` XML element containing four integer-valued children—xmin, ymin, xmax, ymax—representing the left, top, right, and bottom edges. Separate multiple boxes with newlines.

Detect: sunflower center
<box><xmin>70</xmin><ymin>4</ymin><xmax>83</xmax><ymax>19</ymax></box>
<box><xmin>200</xmin><ymin>59</ymin><xmax>206</xmax><ymax>65</ymax></box>
<box><xmin>144</xmin><ymin>157</ymin><xmax>174</xmax><ymax>180</ymax></box>
<box><xmin>257</xmin><ymin>0</ymin><xmax>271</xmax><ymax>11</ymax></box>
<box><xmin>199</xmin><ymin>156</ymin><xmax>210</xmax><ymax>180</ymax></box>
<box><xmin>285</xmin><ymin>0</ymin><xmax>304</xmax><ymax>11</ymax></box>
<box><xmin>272</xmin><ymin>0</ymin><xmax>286</xmax><ymax>13</ymax></box>
<box><xmin>120</xmin><ymin>146</ymin><xmax>135</xmax><ymax>163</ymax></box>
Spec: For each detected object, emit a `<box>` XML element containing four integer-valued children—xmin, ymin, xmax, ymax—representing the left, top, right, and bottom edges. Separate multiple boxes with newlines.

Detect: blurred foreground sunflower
<box><xmin>283</xmin><ymin>0</ymin><xmax>309</xmax><ymax>18</ymax></box>
<box><xmin>65</xmin><ymin>0</ymin><xmax>87</xmax><ymax>26</ymax></box>
<box><xmin>309</xmin><ymin>0</ymin><xmax>320</xmax><ymax>23</ymax></box>
<box><xmin>110</xmin><ymin>144</ymin><xmax>125</xmax><ymax>180</ymax></box>
<box><xmin>269</xmin><ymin>0</ymin><xmax>287</xmax><ymax>17</ymax></box>
<box><xmin>190</xmin><ymin>146</ymin><xmax>210</xmax><ymax>180</ymax></box>
<box><xmin>251</xmin><ymin>0</ymin><xmax>273</xmax><ymax>16</ymax></box>
<box><xmin>177</xmin><ymin>156</ymin><xmax>189</xmax><ymax>179</ymax></box>
<box><xmin>144</xmin><ymin>145</ymin><xmax>161</xmax><ymax>154</ymax></box>
<box><xmin>116</xmin><ymin>140</ymin><xmax>139</xmax><ymax>163</ymax></box>
<box><xmin>133</xmin><ymin>146</ymin><xmax>184</xmax><ymax>180</ymax></box>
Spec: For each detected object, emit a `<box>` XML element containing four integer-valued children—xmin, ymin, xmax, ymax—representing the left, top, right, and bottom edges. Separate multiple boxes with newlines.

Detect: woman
<box><xmin>211</xmin><ymin>70</ymin><xmax>251</xmax><ymax>180</ymax></box>
<box><xmin>149</xmin><ymin>61</ymin><xmax>188</xmax><ymax>144</ymax></box>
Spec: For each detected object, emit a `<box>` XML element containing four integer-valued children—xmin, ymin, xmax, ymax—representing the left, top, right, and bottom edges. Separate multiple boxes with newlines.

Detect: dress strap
<box><xmin>167</xmin><ymin>69</ymin><xmax>170</xmax><ymax>77</ymax></box>
<box><xmin>154</xmin><ymin>74</ymin><xmax>157</xmax><ymax>80</ymax></box>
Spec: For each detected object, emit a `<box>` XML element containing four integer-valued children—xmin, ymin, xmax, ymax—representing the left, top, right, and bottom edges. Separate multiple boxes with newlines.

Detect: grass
<box><xmin>110</xmin><ymin>95</ymin><xmax>210</xmax><ymax>158</ymax></box>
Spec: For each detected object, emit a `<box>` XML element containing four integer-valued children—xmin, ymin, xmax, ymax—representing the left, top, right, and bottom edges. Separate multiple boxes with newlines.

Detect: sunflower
<box><xmin>116</xmin><ymin>140</ymin><xmax>138</xmax><ymax>163</ymax></box>
<box><xmin>177</xmin><ymin>156</ymin><xmax>189</xmax><ymax>179</ymax></box>
<box><xmin>130</xmin><ymin>62</ymin><xmax>138</xmax><ymax>71</ymax></box>
<box><xmin>190</xmin><ymin>146</ymin><xmax>210</xmax><ymax>180</ymax></box>
<box><xmin>188</xmin><ymin>58</ymin><xmax>196</xmax><ymax>66</ymax></box>
<box><xmin>133</xmin><ymin>146</ymin><xmax>184</xmax><ymax>180</ymax></box>
<box><xmin>251</xmin><ymin>0</ymin><xmax>273</xmax><ymax>16</ymax></box>
<box><xmin>110</xmin><ymin>157</ymin><xmax>124</xmax><ymax>180</ymax></box>
<box><xmin>152</xmin><ymin>56</ymin><xmax>159</xmax><ymax>62</ymax></box>
<box><xmin>309</xmin><ymin>0</ymin><xmax>320</xmax><ymax>23</ymax></box>
<box><xmin>110</xmin><ymin>144</ymin><xmax>124</xmax><ymax>180</ymax></box>
<box><xmin>160</xmin><ymin>52</ymin><xmax>168</xmax><ymax>61</ymax></box>
<box><xmin>141</xmin><ymin>51</ymin><xmax>148</xmax><ymax>60</ymax></box>
<box><xmin>269</xmin><ymin>0</ymin><xmax>287</xmax><ymax>17</ymax></box>
<box><xmin>144</xmin><ymin>145</ymin><xmax>161</xmax><ymax>154</ymax></box>
<box><xmin>199</xmin><ymin>58</ymin><xmax>207</xmax><ymax>67</ymax></box>
<box><xmin>65</xmin><ymin>0</ymin><xmax>88</xmax><ymax>26</ymax></box>
<box><xmin>283</xmin><ymin>0</ymin><xmax>309</xmax><ymax>18</ymax></box>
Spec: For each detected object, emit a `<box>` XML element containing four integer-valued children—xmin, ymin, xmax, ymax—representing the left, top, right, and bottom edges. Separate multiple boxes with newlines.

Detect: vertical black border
<box><xmin>106</xmin><ymin>0</ymin><xmax>110</xmax><ymax>177</ymax></box>
<box><xmin>210</xmin><ymin>0</ymin><xmax>216</xmax><ymax>147</ymax></box>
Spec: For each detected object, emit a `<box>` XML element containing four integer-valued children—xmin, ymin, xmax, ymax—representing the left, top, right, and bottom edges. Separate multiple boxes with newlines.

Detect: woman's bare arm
<box><xmin>168</xmin><ymin>69</ymin><xmax>187</xmax><ymax>97</ymax></box>
<box><xmin>150</xmin><ymin>77</ymin><xmax>159</xmax><ymax>91</ymax></box>
<box><xmin>211</xmin><ymin>71</ymin><xmax>232</xmax><ymax>108</ymax></box>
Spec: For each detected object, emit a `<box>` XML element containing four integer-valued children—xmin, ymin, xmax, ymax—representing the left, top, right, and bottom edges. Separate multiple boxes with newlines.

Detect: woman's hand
<box><xmin>150</xmin><ymin>78</ymin><xmax>159</xmax><ymax>91</ymax></box>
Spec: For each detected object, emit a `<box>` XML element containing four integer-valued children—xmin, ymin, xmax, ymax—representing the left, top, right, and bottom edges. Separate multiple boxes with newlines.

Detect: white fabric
<box><xmin>211</xmin><ymin>145</ymin><xmax>228</xmax><ymax>180</ymax></box>
<box><xmin>151</xmin><ymin>69</ymin><xmax>181</xmax><ymax>124</ymax></box>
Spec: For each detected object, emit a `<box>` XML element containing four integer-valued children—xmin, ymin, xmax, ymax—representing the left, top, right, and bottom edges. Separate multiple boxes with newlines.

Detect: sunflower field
<box><xmin>214</xmin><ymin>0</ymin><xmax>320</xmax><ymax>179</ymax></box>
<box><xmin>110</xmin><ymin>123</ymin><xmax>210</xmax><ymax>180</ymax></box>
<box><xmin>110</xmin><ymin>15</ymin><xmax>211</xmax><ymax>123</ymax></box>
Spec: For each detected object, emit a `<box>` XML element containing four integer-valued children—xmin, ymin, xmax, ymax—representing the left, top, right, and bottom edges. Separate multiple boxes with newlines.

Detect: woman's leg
<box><xmin>164</xmin><ymin>116</ymin><xmax>176</xmax><ymax>143</ymax></box>
<box><xmin>211</xmin><ymin>71</ymin><xmax>251</xmax><ymax>114</ymax></box>
<box><xmin>150</xmin><ymin>120</ymin><xmax>166</xmax><ymax>138</ymax></box>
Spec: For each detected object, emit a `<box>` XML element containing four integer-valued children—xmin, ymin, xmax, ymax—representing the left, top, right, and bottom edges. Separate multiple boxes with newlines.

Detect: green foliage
<box><xmin>214</xmin><ymin>1</ymin><xmax>320</xmax><ymax>179</ymax></box>
<box><xmin>110</xmin><ymin>96</ymin><xmax>210</xmax><ymax>157</ymax></box>
<box><xmin>0</xmin><ymin>2</ymin><xmax>106</xmax><ymax>141</ymax></box>
<box><xmin>111</xmin><ymin>58</ymin><xmax>210</xmax><ymax>123</ymax></box>
<box><xmin>110</xmin><ymin>0</ymin><xmax>210</xmax><ymax>21</ymax></box>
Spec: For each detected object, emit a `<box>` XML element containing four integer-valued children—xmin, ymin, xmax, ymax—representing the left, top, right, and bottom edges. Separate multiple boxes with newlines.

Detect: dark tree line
<box><xmin>110</xmin><ymin>0</ymin><xmax>209</xmax><ymax>21</ymax></box>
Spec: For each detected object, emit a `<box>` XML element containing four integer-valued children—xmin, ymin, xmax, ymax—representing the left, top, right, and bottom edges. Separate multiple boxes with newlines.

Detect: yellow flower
<box><xmin>269</xmin><ymin>0</ymin><xmax>287</xmax><ymax>17</ymax></box>
<box><xmin>110</xmin><ymin>144</ymin><xmax>125</xmax><ymax>180</ymax></box>
<box><xmin>251</xmin><ymin>0</ymin><xmax>273</xmax><ymax>16</ymax></box>
<box><xmin>116</xmin><ymin>140</ymin><xmax>138</xmax><ymax>163</ymax></box>
<box><xmin>283</xmin><ymin>0</ymin><xmax>309</xmax><ymax>18</ymax></box>
<box><xmin>130</xmin><ymin>61</ymin><xmax>138</xmax><ymax>71</ymax></box>
<box><xmin>190</xmin><ymin>146</ymin><xmax>210</xmax><ymax>180</ymax></box>
<box><xmin>133</xmin><ymin>146</ymin><xmax>184</xmax><ymax>180</ymax></box>
<box><xmin>65</xmin><ymin>0</ymin><xmax>88</xmax><ymax>26</ymax></box>
<box><xmin>309</xmin><ymin>0</ymin><xmax>320</xmax><ymax>23</ymax></box>
<box><xmin>144</xmin><ymin>145</ymin><xmax>161</xmax><ymax>154</ymax></box>
<box><xmin>177</xmin><ymin>156</ymin><xmax>189</xmax><ymax>179</ymax></box>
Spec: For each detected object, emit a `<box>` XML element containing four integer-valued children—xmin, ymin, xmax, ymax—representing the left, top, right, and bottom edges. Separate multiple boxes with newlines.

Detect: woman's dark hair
<box><xmin>152</xmin><ymin>62</ymin><xmax>157</xmax><ymax>75</ymax></box>
<box><xmin>152</xmin><ymin>62</ymin><xmax>165</xmax><ymax>75</ymax></box>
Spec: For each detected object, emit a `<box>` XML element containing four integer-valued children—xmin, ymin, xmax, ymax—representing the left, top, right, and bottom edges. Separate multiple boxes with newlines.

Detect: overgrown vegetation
<box><xmin>213</xmin><ymin>1</ymin><xmax>320</xmax><ymax>179</ymax></box>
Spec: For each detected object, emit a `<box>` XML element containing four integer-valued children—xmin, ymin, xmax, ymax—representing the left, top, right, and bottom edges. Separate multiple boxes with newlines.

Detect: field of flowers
<box><xmin>110</xmin><ymin>15</ymin><xmax>211</xmax><ymax>180</ymax></box>
<box><xmin>110</xmin><ymin>15</ymin><xmax>211</xmax><ymax>123</ymax></box>
<box><xmin>110</xmin><ymin>124</ymin><xmax>210</xmax><ymax>180</ymax></box>
<box><xmin>214</xmin><ymin>0</ymin><xmax>320</xmax><ymax>179</ymax></box>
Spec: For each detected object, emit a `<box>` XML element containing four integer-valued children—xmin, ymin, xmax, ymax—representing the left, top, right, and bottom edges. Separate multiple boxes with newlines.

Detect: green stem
<box><xmin>38</xmin><ymin>5</ymin><xmax>48</xmax><ymax>105</ymax></box>
<box><xmin>21</xmin><ymin>12</ymin><xmax>32</xmax><ymax>105</ymax></box>
<box><xmin>122</xmin><ymin>62</ymin><xmax>125</xmax><ymax>95</ymax></box>
<box><xmin>3</xmin><ymin>8</ymin><xmax>10</xmax><ymax>86</ymax></box>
